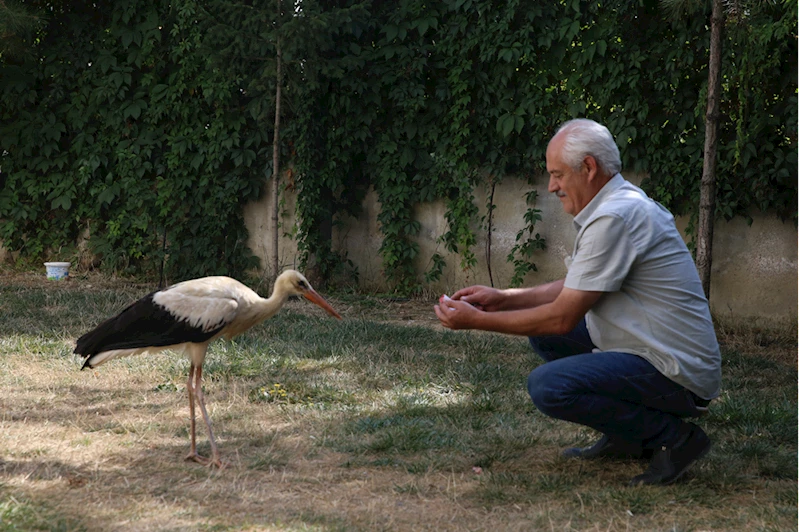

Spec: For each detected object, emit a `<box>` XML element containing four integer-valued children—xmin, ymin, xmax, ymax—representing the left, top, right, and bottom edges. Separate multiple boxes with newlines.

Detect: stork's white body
<box><xmin>74</xmin><ymin>270</ymin><xmax>341</xmax><ymax>468</ymax></box>
<box><xmin>83</xmin><ymin>277</ymin><xmax>286</xmax><ymax>369</ymax></box>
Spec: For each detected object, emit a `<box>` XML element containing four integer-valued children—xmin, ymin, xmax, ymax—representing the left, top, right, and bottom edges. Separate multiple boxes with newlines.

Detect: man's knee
<box><xmin>527</xmin><ymin>365</ymin><xmax>562</xmax><ymax>417</ymax></box>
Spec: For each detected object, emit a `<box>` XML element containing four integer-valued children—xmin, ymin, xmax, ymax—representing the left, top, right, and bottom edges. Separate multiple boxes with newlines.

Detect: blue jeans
<box><xmin>526</xmin><ymin>320</ymin><xmax>705</xmax><ymax>449</ymax></box>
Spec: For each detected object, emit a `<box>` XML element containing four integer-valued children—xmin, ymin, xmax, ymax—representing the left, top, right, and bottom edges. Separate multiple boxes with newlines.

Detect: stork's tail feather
<box><xmin>73</xmin><ymin>292</ymin><xmax>160</xmax><ymax>356</ymax></box>
<box><xmin>79</xmin><ymin>347</ymin><xmax>155</xmax><ymax>369</ymax></box>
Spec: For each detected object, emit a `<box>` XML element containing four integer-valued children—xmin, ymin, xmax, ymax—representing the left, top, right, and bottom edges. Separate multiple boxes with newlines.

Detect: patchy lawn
<box><xmin>0</xmin><ymin>272</ymin><xmax>796</xmax><ymax>531</ymax></box>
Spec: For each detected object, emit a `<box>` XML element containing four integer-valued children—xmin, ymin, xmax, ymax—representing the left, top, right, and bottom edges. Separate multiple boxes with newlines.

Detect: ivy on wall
<box><xmin>0</xmin><ymin>0</ymin><xmax>264</xmax><ymax>281</ymax></box>
<box><xmin>1</xmin><ymin>0</ymin><xmax>795</xmax><ymax>291</ymax></box>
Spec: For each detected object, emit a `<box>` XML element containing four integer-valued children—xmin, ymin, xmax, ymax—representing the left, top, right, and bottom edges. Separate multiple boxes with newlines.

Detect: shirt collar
<box><xmin>573</xmin><ymin>173</ymin><xmax>625</xmax><ymax>230</ymax></box>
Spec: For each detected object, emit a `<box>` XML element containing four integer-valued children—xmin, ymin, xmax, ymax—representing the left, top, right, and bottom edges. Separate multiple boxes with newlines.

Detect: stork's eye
<box><xmin>298</xmin><ymin>280</ymin><xmax>309</xmax><ymax>289</ymax></box>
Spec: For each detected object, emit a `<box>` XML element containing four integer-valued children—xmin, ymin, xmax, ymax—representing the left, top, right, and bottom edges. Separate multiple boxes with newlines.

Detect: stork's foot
<box><xmin>207</xmin><ymin>456</ymin><xmax>227</xmax><ymax>469</ymax></box>
<box><xmin>185</xmin><ymin>452</ymin><xmax>227</xmax><ymax>469</ymax></box>
<box><xmin>185</xmin><ymin>451</ymin><xmax>210</xmax><ymax>465</ymax></box>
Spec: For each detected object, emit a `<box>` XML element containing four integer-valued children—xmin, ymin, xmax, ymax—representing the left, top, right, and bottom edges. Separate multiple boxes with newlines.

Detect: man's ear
<box><xmin>583</xmin><ymin>155</ymin><xmax>600</xmax><ymax>182</ymax></box>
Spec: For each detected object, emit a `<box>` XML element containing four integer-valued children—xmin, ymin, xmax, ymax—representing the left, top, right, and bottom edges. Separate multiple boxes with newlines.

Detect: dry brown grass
<box><xmin>0</xmin><ymin>351</ymin><xmax>544</xmax><ymax>531</ymax></box>
<box><xmin>1</xmin><ymin>271</ymin><xmax>796</xmax><ymax>531</ymax></box>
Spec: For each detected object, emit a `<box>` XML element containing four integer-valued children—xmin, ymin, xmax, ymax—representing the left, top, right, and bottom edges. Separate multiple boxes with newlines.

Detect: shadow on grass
<box><xmin>0</xmin><ymin>457</ymin><xmax>92</xmax><ymax>483</ymax></box>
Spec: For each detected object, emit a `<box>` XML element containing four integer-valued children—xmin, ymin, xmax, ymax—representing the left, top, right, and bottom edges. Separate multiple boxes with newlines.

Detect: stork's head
<box><xmin>276</xmin><ymin>270</ymin><xmax>342</xmax><ymax>319</ymax></box>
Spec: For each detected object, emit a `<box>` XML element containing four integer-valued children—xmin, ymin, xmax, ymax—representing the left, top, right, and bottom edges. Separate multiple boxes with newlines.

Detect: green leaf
<box><xmin>514</xmin><ymin>115</ymin><xmax>524</xmax><ymax>134</ymax></box>
<box><xmin>121</xmin><ymin>31</ymin><xmax>134</xmax><ymax>49</ymax></box>
<box><xmin>123</xmin><ymin>100</ymin><xmax>145</xmax><ymax>120</ymax></box>
<box><xmin>51</xmin><ymin>195</ymin><xmax>72</xmax><ymax>210</ymax></box>
<box><xmin>418</xmin><ymin>19</ymin><xmax>430</xmax><ymax>37</ymax></box>
<box><xmin>497</xmin><ymin>113</ymin><xmax>514</xmax><ymax>137</ymax></box>
<box><xmin>191</xmin><ymin>153</ymin><xmax>204</xmax><ymax>170</ymax></box>
<box><xmin>97</xmin><ymin>187</ymin><xmax>117</xmax><ymax>206</ymax></box>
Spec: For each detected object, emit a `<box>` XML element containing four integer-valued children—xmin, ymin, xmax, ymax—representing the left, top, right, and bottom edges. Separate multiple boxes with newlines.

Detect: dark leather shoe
<box><xmin>563</xmin><ymin>434</ymin><xmax>650</xmax><ymax>460</ymax></box>
<box><xmin>630</xmin><ymin>423</ymin><xmax>711</xmax><ymax>486</ymax></box>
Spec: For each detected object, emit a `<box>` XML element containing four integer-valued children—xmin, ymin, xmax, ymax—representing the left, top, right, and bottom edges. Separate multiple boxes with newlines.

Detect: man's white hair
<box><xmin>555</xmin><ymin>119</ymin><xmax>622</xmax><ymax>176</ymax></box>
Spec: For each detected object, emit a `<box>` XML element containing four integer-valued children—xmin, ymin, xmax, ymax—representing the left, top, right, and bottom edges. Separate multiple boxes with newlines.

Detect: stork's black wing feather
<box><xmin>74</xmin><ymin>292</ymin><xmax>225</xmax><ymax>357</ymax></box>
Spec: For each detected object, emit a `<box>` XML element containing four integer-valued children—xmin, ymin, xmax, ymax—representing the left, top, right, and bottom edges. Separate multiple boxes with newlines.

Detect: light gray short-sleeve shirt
<box><xmin>564</xmin><ymin>174</ymin><xmax>721</xmax><ymax>399</ymax></box>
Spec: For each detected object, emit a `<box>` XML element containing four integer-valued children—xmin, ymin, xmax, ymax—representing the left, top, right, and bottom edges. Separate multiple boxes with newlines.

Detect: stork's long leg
<box><xmin>184</xmin><ymin>363</ymin><xmax>206</xmax><ymax>464</ymax></box>
<box><xmin>182</xmin><ymin>344</ymin><xmax>224</xmax><ymax>468</ymax></box>
<box><xmin>192</xmin><ymin>364</ymin><xmax>224</xmax><ymax>468</ymax></box>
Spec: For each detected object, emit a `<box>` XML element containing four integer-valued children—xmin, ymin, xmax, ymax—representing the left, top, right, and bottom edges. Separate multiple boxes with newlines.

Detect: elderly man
<box><xmin>434</xmin><ymin>118</ymin><xmax>721</xmax><ymax>486</ymax></box>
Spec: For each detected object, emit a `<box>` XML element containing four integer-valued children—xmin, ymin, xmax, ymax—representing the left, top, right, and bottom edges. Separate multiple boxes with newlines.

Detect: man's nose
<box><xmin>548</xmin><ymin>176</ymin><xmax>558</xmax><ymax>193</ymax></box>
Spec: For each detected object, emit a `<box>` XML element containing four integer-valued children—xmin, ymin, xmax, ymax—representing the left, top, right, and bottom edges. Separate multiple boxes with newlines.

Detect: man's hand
<box><xmin>451</xmin><ymin>285</ymin><xmax>503</xmax><ymax>311</ymax></box>
<box><xmin>434</xmin><ymin>298</ymin><xmax>482</xmax><ymax>330</ymax></box>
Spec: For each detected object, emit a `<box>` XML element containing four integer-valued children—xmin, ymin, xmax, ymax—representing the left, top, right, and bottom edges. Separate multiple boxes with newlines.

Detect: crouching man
<box><xmin>434</xmin><ymin>118</ymin><xmax>720</xmax><ymax>486</ymax></box>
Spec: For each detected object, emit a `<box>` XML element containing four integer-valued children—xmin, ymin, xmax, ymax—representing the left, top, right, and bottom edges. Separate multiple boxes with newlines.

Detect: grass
<box><xmin>0</xmin><ymin>272</ymin><xmax>796</xmax><ymax>531</ymax></box>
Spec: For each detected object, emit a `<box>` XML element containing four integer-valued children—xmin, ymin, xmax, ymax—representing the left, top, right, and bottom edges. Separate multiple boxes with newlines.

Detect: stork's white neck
<box><xmin>222</xmin><ymin>279</ymin><xmax>294</xmax><ymax>338</ymax></box>
<box><xmin>255</xmin><ymin>289</ymin><xmax>291</xmax><ymax>321</ymax></box>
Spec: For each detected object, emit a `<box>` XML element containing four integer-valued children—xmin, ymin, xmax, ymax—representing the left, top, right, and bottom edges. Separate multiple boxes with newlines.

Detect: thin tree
<box><xmin>696</xmin><ymin>0</ymin><xmax>724</xmax><ymax>299</ymax></box>
<box><xmin>661</xmin><ymin>0</ymin><xmax>725</xmax><ymax>299</ymax></box>
<box><xmin>270</xmin><ymin>0</ymin><xmax>283</xmax><ymax>285</ymax></box>
<box><xmin>200</xmin><ymin>0</ymin><xmax>286</xmax><ymax>285</ymax></box>
<box><xmin>662</xmin><ymin>0</ymin><xmax>777</xmax><ymax>298</ymax></box>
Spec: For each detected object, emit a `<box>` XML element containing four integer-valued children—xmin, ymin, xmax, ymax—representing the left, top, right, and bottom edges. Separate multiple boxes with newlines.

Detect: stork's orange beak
<box><xmin>303</xmin><ymin>289</ymin><xmax>342</xmax><ymax>319</ymax></box>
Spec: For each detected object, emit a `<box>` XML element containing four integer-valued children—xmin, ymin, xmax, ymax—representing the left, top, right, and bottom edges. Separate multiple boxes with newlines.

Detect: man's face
<box><xmin>546</xmin><ymin>134</ymin><xmax>591</xmax><ymax>216</ymax></box>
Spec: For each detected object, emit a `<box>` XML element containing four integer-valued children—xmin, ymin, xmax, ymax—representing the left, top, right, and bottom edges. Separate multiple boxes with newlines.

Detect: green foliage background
<box><xmin>0</xmin><ymin>0</ymin><xmax>795</xmax><ymax>291</ymax></box>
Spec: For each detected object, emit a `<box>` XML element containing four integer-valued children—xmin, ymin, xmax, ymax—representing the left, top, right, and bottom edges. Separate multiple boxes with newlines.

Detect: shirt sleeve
<box><xmin>564</xmin><ymin>215</ymin><xmax>637</xmax><ymax>292</ymax></box>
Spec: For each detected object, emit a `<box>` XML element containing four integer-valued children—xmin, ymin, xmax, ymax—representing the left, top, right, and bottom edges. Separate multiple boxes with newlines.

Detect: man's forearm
<box><xmin>499</xmin><ymin>279</ymin><xmax>565</xmax><ymax>310</ymax></box>
<box><xmin>474</xmin><ymin>303</ymin><xmax>571</xmax><ymax>337</ymax></box>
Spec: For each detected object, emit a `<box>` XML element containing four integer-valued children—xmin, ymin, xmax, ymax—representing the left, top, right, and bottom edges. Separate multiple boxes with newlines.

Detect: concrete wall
<box><xmin>243</xmin><ymin>186</ymin><xmax>305</xmax><ymax>278</ymax></box>
<box><xmin>699</xmin><ymin>215</ymin><xmax>797</xmax><ymax>320</ymax></box>
<box><xmin>244</xmin><ymin>172</ymin><xmax>797</xmax><ymax>321</ymax></box>
<box><xmin>327</xmin><ymin>173</ymin><xmax>579</xmax><ymax>291</ymax></box>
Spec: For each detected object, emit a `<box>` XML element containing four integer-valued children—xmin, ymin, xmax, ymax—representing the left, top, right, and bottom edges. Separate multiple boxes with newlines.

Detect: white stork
<box><xmin>74</xmin><ymin>269</ymin><xmax>341</xmax><ymax>468</ymax></box>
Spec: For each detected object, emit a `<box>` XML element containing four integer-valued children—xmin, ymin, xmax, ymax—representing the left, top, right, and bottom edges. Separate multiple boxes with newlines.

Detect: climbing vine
<box><xmin>0</xmin><ymin>0</ymin><xmax>263</xmax><ymax>280</ymax></box>
<box><xmin>0</xmin><ymin>0</ymin><xmax>795</xmax><ymax>292</ymax></box>
<box><xmin>507</xmin><ymin>188</ymin><xmax>547</xmax><ymax>288</ymax></box>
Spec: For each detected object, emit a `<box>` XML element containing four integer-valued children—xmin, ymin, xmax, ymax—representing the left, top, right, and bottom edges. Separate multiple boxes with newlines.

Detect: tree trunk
<box><xmin>270</xmin><ymin>3</ymin><xmax>283</xmax><ymax>285</ymax></box>
<box><xmin>695</xmin><ymin>0</ymin><xmax>724</xmax><ymax>300</ymax></box>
